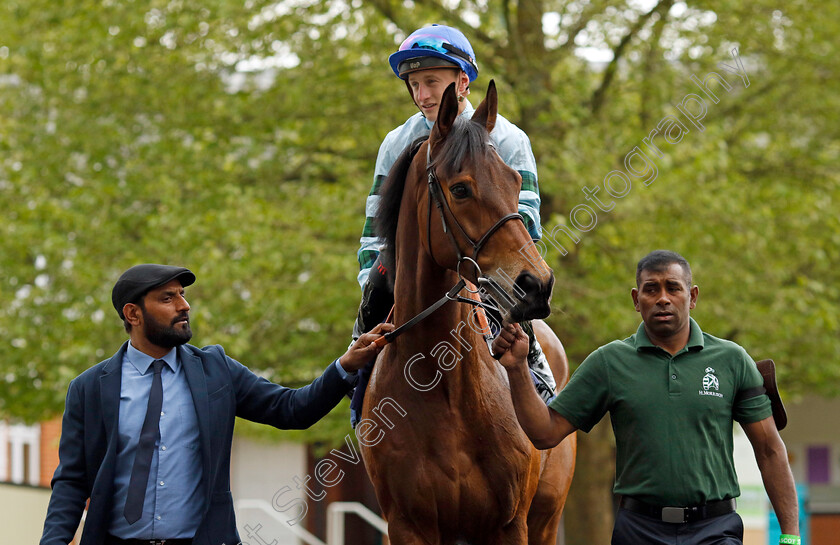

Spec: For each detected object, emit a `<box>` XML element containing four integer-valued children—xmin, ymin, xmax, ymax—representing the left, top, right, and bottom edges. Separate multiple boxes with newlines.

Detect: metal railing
<box><xmin>235</xmin><ymin>498</ymin><xmax>387</xmax><ymax>545</ymax></box>
<box><xmin>326</xmin><ymin>502</ymin><xmax>388</xmax><ymax>545</ymax></box>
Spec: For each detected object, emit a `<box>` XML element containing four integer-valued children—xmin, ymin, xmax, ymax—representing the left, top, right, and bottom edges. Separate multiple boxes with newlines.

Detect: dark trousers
<box><xmin>612</xmin><ymin>508</ymin><xmax>744</xmax><ymax>545</ymax></box>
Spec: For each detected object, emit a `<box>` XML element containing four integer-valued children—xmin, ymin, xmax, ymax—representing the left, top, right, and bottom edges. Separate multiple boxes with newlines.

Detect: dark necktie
<box><xmin>124</xmin><ymin>359</ymin><xmax>165</xmax><ymax>524</ymax></box>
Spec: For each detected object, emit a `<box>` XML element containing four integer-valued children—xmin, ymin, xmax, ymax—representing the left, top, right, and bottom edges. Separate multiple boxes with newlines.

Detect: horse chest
<box><xmin>372</xmin><ymin>414</ymin><xmax>535</xmax><ymax>516</ymax></box>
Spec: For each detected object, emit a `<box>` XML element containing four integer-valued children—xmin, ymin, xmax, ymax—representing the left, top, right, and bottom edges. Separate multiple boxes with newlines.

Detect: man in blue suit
<box><xmin>40</xmin><ymin>264</ymin><xmax>392</xmax><ymax>545</ymax></box>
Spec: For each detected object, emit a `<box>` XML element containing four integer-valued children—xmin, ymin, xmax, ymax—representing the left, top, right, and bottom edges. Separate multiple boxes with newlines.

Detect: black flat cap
<box><xmin>112</xmin><ymin>264</ymin><xmax>196</xmax><ymax>319</ymax></box>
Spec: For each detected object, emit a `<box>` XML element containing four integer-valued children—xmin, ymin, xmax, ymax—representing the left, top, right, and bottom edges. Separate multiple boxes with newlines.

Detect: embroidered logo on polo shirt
<box><xmin>699</xmin><ymin>367</ymin><xmax>723</xmax><ymax>398</ymax></box>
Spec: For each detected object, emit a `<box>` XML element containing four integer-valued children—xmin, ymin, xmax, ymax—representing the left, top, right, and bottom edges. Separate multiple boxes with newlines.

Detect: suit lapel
<box><xmin>99</xmin><ymin>342</ymin><xmax>128</xmax><ymax>442</ymax></box>
<box><xmin>180</xmin><ymin>346</ymin><xmax>212</xmax><ymax>499</ymax></box>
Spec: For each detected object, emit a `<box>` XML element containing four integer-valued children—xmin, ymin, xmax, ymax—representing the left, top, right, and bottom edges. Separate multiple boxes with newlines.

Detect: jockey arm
<box><xmin>494</xmin><ymin>323</ymin><xmax>576</xmax><ymax>449</ymax></box>
<box><xmin>516</xmin><ymin>169</ymin><xmax>542</xmax><ymax>241</ymax></box>
<box><xmin>357</xmin><ymin>128</ymin><xmax>402</xmax><ymax>290</ymax></box>
<box><xmin>357</xmin><ymin>173</ymin><xmax>387</xmax><ymax>289</ymax></box>
<box><xmin>503</xmin><ymin>121</ymin><xmax>542</xmax><ymax>241</ymax></box>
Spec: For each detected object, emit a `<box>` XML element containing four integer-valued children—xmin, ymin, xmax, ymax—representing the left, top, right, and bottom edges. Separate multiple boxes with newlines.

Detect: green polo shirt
<box><xmin>549</xmin><ymin>318</ymin><xmax>772</xmax><ymax>506</ymax></box>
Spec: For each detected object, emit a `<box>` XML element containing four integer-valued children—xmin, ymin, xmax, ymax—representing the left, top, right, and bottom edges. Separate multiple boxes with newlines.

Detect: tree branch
<box><xmin>640</xmin><ymin>5</ymin><xmax>669</xmax><ymax>127</ymax></box>
<box><xmin>553</xmin><ymin>0</ymin><xmax>610</xmax><ymax>61</ymax></box>
<box><xmin>366</xmin><ymin>0</ymin><xmax>416</xmax><ymax>35</ymax></box>
<box><xmin>412</xmin><ymin>0</ymin><xmax>495</xmax><ymax>47</ymax></box>
<box><xmin>502</xmin><ymin>0</ymin><xmax>519</xmax><ymax>59</ymax></box>
<box><xmin>590</xmin><ymin>0</ymin><xmax>674</xmax><ymax>114</ymax></box>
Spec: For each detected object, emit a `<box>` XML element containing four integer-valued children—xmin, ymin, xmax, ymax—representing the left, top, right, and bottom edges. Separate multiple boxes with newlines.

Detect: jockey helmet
<box><xmin>389</xmin><ymin>25</ymin><xmax>478</xmax><ymax>82</ymax></box>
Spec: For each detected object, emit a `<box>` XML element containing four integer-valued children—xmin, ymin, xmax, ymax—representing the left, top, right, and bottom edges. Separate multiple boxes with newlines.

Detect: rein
<box><xmin>373</xmin><ymin>278</ymin><xmax>502</xmax><ymax>348</ymax></box>
<box><xmin>373</xmin><ymin>141</ymin><xmax>520</xmax><ymax>348</ymax></box>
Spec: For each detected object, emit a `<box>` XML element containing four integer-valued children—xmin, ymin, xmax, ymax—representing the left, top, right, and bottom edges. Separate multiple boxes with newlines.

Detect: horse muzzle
<box><xmin>480</xmin><ymin>270</ymin><xmax>554</xmax><ymax>322</ymax></box>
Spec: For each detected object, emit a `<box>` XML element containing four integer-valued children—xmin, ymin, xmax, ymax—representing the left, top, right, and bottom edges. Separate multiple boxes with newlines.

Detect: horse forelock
<box><xmin>434</xmin><ymin>117</ymin><xmax>494</xmax><ymax>179</ymax></box>
<box><xmin>374</xmin><ymin>136</ymin><xmax>426</xmax><ymax>283</ymax></box>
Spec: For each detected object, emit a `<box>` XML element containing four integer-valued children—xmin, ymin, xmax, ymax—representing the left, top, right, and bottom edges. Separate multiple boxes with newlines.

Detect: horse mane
<box><xmin>375</xmin><ymin>136</ymin><xmax>426</xmax><ymax>281</ymax></box>
<box><xmin>375</xmin><ymin>119</ymin><xmax>493</xmax><ymax>285</ymax></box>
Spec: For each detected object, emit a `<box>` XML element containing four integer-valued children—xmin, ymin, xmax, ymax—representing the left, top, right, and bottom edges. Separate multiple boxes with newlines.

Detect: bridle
<box><xmin>424</xmin><ymin>144</ymin><xmax>524</xmax><ymax>284</ymax></box>
<box><xmin>375</xmin><ymin>140</ymin><xmax>524</xmax><ymax>348</ymax></box>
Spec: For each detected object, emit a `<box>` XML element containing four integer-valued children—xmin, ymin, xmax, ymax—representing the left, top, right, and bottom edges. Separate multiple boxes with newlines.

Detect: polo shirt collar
<box><xmin>127</xmin><ymin>342</ymin><xmax>179</xmax><ymax>375</ymax></box>
<box><xmin>633</xmin><ymin>317</ymin><xmax>705</xmax><ymax>352</ymax></box>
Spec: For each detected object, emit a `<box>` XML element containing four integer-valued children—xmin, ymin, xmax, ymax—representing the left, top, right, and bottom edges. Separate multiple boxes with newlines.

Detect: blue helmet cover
<box><xmin>389</xmin><ymin>24</ymin><xmax>478</xmax><ymax>82</ymax></box>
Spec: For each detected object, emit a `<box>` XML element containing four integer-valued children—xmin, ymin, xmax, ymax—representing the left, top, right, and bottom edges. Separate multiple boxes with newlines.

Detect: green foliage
<box><xmin>1</xmin><ymin>0</ymin><xmax>838</xmax><ymax>439</ymax></box>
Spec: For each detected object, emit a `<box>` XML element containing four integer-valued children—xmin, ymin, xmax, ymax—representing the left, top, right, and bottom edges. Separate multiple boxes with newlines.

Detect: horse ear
<box><xmin>430</xmin><ymin>82</ymin><xmax>459</xmax><ymax>145</ymax></box>
<box><xmin>471</xmin><ymin>79</ymin><xmax>497</xmax><ymax>134</ymax></box>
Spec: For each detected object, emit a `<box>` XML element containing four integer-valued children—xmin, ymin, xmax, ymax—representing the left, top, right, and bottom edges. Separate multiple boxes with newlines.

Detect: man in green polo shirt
<box><xmin>493</xmin><ymin>250</ymin><xmax>800</xmax><ymax>545</ymax></box>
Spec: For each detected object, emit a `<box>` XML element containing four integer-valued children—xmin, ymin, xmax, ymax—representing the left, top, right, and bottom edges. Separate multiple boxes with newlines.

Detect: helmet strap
<box><xmin>404</xmin><ymin>79</ymin><xmax>422</xmax><ymax>115</ymax></box>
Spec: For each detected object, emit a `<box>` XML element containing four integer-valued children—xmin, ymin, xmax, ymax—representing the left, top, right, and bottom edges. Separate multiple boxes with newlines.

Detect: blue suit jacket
<box><xmin>40</xmin><ymin>341</ymin><xmax>354</xmax><ymax>545</ymax></box>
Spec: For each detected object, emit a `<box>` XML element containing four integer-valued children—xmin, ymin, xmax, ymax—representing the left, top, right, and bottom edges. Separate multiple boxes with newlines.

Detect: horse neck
<box><xmin>389</xmin><ymin>249</ymin><xmax>495</xmax><ymax>399</ymax></box>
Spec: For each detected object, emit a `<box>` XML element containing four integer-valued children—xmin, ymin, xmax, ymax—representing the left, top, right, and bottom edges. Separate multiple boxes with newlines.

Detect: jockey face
<box><xmin>407</xmin><ymin>68</ymin><xmax>470</xmax><ymax>122</ymax></box>
<box><xmin>631</xmin><ymin>262</ymin><xmax>698</xmax><ymax>344</ymax></box>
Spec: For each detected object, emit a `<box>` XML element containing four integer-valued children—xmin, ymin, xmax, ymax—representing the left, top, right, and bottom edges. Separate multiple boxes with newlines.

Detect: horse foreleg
<box><xmin>526</xmin><ymin>435</ymin><xmax>577</xmax><ymax>545</ymax></box>
<box><xmin>525</xmin><ymin>490</ymin><xmax>562</xmax><ymax>545</ymax></box>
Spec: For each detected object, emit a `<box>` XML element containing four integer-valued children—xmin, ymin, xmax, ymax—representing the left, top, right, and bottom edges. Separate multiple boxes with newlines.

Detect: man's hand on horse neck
<box><xmin>339</xmin><ymin>322</ymin><xmax>395</xmax><ymax>372</ymax></box>
<box><xmin>495</xmin><ymin>323</ymin><xmax>577</xmax><ymax>449</ymax></box>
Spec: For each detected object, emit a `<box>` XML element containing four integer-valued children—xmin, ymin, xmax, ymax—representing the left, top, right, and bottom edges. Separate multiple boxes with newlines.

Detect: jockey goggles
<box><xmin>389</xmin><ymin>26</ymin><xmax>479</xmax><ymax>82</ymax></box>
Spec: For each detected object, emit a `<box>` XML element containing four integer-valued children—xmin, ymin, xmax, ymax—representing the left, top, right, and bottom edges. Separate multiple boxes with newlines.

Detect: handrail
<box><xmin>326</xmin><ymin>502</ymin><xmax>388</xmax><ymax>545</ymax></box>
<box><xmin>235</xmin><ymin>498</ymin><xmax>388</xmax><ymax>545</ymax></box>
<box><xmin>235</xmin><ymin>498</ymin><xmax>326</xmax><ymax>545</ymax></box>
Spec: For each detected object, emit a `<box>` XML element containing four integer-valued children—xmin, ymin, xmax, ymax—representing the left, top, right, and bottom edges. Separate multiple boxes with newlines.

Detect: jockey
<box><xmin>351</xmin><ymin>25</ymin><xmax>556</xmax><ymax>421</ymax></box>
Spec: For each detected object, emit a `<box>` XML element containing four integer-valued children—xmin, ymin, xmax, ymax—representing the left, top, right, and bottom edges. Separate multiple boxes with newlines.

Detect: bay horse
<box><xmin>359</xmin><ymin>80</ymin><xmax>576</xmax><ymax>544</ymax></box>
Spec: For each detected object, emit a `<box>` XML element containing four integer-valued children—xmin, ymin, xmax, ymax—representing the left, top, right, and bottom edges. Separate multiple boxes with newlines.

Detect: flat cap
<box><xmin>112</xmin><ymin>264</ymin><xmax>196</xmax><ymax>319</ymax></box>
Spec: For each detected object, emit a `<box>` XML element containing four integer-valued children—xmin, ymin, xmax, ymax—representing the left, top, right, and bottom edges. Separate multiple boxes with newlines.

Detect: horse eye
<box><xmin>450</xmin><ymin>183</ymin><xmax>471</xmax><ymax>199</ymax></box>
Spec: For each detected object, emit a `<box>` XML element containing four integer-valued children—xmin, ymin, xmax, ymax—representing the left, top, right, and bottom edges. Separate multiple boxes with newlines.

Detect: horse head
<box><xmin>421</xmin><ymin>80</ymin><xmax>555</xmax><ymax>322</ymax></box>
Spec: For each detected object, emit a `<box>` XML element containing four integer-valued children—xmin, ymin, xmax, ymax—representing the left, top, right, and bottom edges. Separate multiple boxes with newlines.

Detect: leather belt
<box><xmin>107</xmin><ymin>537</ymin><xmax>193</xmax><ymax>545</ymax></box>
<box><xmin>620</xmin><ymin>496</ymin><xmax>736</xmax><ymax>524</ymax></box>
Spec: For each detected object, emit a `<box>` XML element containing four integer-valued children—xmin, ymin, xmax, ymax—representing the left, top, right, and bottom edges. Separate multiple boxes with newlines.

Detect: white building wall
<box><xmin>0</xmin><ymin>421</ymin><xmax>41</xmax><ymax>486</ymax></box>
<box><xmin>232</xmin><ymin>437</ymin><xmax>308</xmax><ymax>545</ymax></box>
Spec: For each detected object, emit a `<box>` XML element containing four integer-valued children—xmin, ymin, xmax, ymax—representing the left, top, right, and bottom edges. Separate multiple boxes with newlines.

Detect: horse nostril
<box><xmin>514</xmin><ymin>271</ymin><xmax>543</xmax><ymax>298</ymax></box>
<box><xmin>510</xmin><ymin>270</ymin><xmax>554</xmax><ymax>321</ymax></box>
